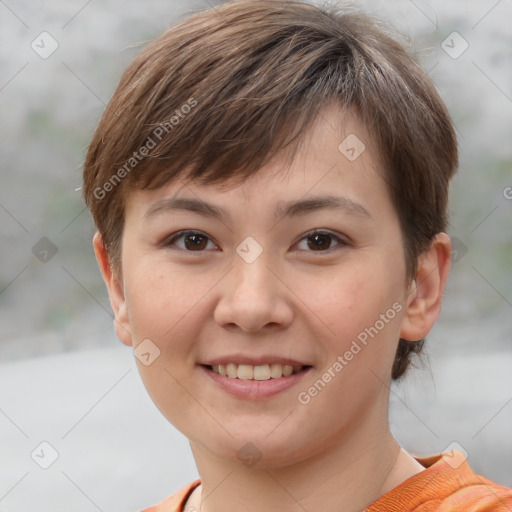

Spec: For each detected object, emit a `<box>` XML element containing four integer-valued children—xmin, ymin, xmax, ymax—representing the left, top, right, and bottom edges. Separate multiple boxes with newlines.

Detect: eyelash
<box><xmin>163</xmin><ymin>229</ymin><xmax>349</xmax><ymax>253</ymax></box>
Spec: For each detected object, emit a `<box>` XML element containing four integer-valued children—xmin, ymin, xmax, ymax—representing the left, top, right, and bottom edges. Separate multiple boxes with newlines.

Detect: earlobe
<box><xmin>399</xmin><ymin>233</ymin><xmax>451</xmax><ymax>341</ymax></box>
<box><xmin>92</xmin><ymin>233</ymin><xmax>133</xmax><ymax>347</ymax></box>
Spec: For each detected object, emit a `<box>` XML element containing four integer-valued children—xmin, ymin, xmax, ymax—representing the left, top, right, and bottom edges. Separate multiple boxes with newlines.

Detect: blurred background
<box><xmin>0</xmin><ymin>0</ymin><xmax>511</xmax><ymax>510</ymax></box>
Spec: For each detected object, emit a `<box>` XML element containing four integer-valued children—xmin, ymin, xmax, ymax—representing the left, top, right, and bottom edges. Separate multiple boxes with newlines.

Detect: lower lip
<box><xmin>200</xmin><ymin>365</ymin><xmax>312</xmax><ymax>399</ymax></box>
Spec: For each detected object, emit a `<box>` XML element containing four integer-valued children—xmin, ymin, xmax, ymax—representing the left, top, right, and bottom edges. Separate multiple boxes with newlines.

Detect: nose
<box><xmin>213</xmin><ymin>255</ymin><xmax>294</xmax><ymax>333</ymax></box>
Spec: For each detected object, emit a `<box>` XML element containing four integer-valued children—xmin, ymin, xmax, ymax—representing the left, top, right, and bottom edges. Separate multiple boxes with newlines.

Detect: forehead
<box><xmin>124</xmin><ymin>104</ymin><xmax>389</xmax><ymax>220</ymax></box>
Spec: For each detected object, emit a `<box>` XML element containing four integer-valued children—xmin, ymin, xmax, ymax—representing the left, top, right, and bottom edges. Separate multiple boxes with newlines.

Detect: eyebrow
<box><xmin>276</xmin><ymin>195</ymin><xmax>372</xmax><ymax>220</ymax></box>
<box><xmin>143</xmin><ymin>195</ymin><xmax>372</xmax><ymax>223</ymax></box>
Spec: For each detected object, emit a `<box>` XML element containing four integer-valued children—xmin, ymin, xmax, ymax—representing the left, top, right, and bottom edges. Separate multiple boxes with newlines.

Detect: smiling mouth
<box><xmin>204</xmin><ymin>363</ymin><xmax>310</xmax><ymax>380</ymax></box>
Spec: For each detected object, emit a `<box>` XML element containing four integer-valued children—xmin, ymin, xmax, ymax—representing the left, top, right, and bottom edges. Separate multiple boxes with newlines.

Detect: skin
<box><xmin>94</xmin><ymin>106</ymin><xmax>451</xmax><ymax>512</ymax></box>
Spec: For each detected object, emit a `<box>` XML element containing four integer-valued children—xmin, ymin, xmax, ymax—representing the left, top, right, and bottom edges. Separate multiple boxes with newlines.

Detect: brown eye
<box><xmin>184</xmin><ymin>233</ymin><xmax>208</xmax><ymax>250</ymax></box>
<box><xmin>307</xmin><ymin>233</ymin><xmax>333</xmax><ymax>251</ymax></box>
<box><xmin>165</xmin><ymin>231</ymin><xmax>217</xmax><ymax>251</ymax></box>
<box><xmin>296</xmin><ymin>230</ymin><xmax>346</xmax><ymax>252</ymax></box>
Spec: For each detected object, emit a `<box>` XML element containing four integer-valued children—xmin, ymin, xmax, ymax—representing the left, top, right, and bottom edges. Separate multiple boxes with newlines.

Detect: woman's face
<box><xmin>103</xmin><ymin>107</ymin><xmax>418</xmax><ymax>467</ymax></box>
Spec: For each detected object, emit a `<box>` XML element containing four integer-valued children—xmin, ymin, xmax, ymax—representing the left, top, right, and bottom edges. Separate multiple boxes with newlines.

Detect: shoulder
<box><xmin>366</xmin><ymin>451</ymin><xmax>512</xmax><ymax>512</ymax></box>
<box><xmin>141</xmin><ymin>480</ymin><xmax>201</xmax><ymax>512</ymax></box>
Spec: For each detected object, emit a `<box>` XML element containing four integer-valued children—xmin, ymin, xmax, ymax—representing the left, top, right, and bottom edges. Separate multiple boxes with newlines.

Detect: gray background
<box><xmin>0</xmin><ymin>0</ymin><xmax>511</xmax><ymax>510</ymax></box>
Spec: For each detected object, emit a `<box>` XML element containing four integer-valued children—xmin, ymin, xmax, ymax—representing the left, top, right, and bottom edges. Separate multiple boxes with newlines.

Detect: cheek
<box><xmin>293</xmin><ymin>268</ymin><xmax>404</xmax><ymax>427</ymax></box>
<box><xmin>124</xmin><ymin>262</ymin><xmax>211</xmax><ymax>344</ymax></box>
<box><xmin>297</xmin><ymin>257</ymin><xmax>403</xmax><ymax>367</ymax></box>
<box><xmin>123</xmin><ymin>264</ymin><xmax>214</xmax><ymax>429</ymax></box>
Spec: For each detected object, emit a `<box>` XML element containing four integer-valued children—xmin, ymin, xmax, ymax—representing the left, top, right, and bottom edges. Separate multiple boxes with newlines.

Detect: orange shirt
<box><xmin>142</xmin><ymin>451</ymin><xmax>512</xmax><ymax>512</ymax></box>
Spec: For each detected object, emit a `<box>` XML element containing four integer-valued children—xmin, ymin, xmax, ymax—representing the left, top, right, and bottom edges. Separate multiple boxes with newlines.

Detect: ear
<box><xmin>400</xmin><ymin>232</ymin><xmax>451</xmax><ymax>341</ymax></box>
<box><xmin>93</xmin><ymin>232</ymin><xmax>133</xmax><ymax>347</ymax></box>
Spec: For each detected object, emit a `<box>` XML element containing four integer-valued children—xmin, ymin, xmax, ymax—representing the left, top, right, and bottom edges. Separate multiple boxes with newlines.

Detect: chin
<box><xmin>192</xmin><ymin>428</ymin><xmax>319</xmax><ymax>469</ymax></box>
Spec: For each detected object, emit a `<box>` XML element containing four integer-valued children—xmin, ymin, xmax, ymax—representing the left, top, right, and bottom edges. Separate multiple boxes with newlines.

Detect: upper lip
<box><xmin>201</xmin><ymin>355</ymin><xmax>310</xmax><ymax>367</ymax></box>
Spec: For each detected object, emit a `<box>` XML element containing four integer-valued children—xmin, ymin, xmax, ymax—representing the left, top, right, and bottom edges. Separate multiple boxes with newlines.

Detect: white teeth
<box><xmin>209</xmin><ymin>363</ymin><xmax>304</xmax><ymax>380</ymax></box>
<box><xmin>254</xmin><ymin>364</ymin><xmax>270</xmax><ymax>381</ymax></box>
<box><xmin>270</xmin><ymin>363</ymin><xmax>283</xmax><ymax>378</ymax></box>
<box><xmin>212</xmin><ymin>364</ymin><xmax>228</xmax><ymax>376</ymax></box>
<box><xmin>237</xmin><ymin>364</ymin><xmax>253</xmax><ymax>380</ymax></box>
<box><xmin>226</xmin><ymin>363</ymin><xmax>238</xmax><ymax>378</ymax></box>
<box><xmin>282</xmin><ymin>365</ymin><xmax>293</xmax><ymax>377</ymax></box>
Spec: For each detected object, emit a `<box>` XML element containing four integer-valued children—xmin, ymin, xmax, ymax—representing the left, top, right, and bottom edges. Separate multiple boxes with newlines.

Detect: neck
<box><xmin>188</xmin><ymin>412</ymin><xmax>420</xmax><ymax>512</ymax></box>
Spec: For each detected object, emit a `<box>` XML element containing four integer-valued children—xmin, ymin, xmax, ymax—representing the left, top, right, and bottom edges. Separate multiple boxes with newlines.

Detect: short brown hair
<box><xmin>83</xmin><ymin>0</ymin><xmax>458</xmax><ymax>379</ymax></box>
